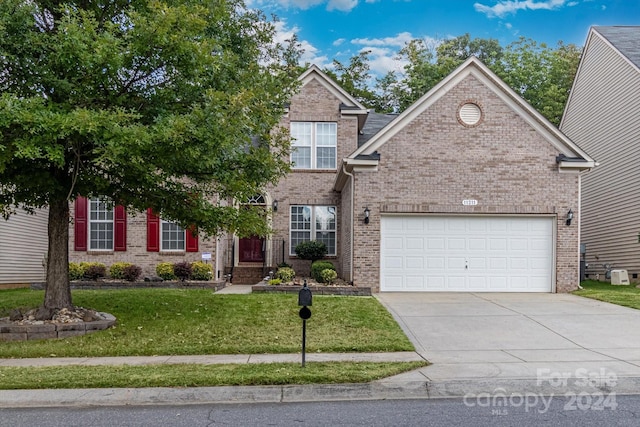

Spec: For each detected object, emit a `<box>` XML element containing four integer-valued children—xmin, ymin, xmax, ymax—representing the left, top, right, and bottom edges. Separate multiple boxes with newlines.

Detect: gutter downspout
<box><xmin>342</xmin><ymin>162</ymin><xmax>355</xmax><ymax>283</ymax></box>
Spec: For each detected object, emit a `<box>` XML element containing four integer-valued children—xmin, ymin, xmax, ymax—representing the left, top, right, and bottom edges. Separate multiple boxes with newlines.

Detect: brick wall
<box><xmin>266</xmin><ymin>78</ymin><xmax>358</xmax><ymax>278</ymax></box>
<box><xmin>69</xmin><ymin>208</ymin><xmax>218</xmax><ymax>278</ymax></box>
<box><xmin>350</xmin><ymin>74</ymin><xmax>580</xmax><ymax>292</ymax></box>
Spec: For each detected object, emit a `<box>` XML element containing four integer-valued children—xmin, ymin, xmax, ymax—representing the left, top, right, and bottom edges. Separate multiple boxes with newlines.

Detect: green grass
<box><xmin>573</xmin><ymin>280</ymin><xmax>640</xmax><ymax>310</ymax></box>
<box><xmin>0</xmin><ymin>361</ymin><xmax>427</xmax><ymax>390</ymax></box>
<box><xmin>0</xmin><ymin>289</ymin><xmax>413</xmax><ymax>358</ymax></box>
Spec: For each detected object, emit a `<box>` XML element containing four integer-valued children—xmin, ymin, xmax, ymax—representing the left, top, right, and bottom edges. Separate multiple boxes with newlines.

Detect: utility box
<box><xmin>611</xmin><ymin>270</ymin><xmax>630</xmax><ymax>285</ymax></box>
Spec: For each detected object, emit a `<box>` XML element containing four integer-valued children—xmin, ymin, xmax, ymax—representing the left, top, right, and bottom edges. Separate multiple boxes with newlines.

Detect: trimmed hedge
<box><xmin>311</xmin><ymin>261</ymin><xmax>336</xmax><ymax>283</ymax></box>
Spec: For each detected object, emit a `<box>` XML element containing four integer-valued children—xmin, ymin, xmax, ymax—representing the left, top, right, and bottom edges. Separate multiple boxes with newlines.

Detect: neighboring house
<box><xmin>70</xmin><ymin>56</ymin><xmax>594</xmax><ymax>292</ymax></box>
<box><xmin>560</xmin><ymin>26</ymin><xmax>640</xmax><ymax>280</ymax></box>
<box><xmin>0</xmin><ymin>208</ymin><xmax>48</xmax><ymax>286</ymax></box>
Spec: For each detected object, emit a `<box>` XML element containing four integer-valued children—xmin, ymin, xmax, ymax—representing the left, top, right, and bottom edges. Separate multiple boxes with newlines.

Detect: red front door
<box><xmin>239</xmin><ymin>236</ymin><xmax>264</xmax><ymax>262</ymax></box>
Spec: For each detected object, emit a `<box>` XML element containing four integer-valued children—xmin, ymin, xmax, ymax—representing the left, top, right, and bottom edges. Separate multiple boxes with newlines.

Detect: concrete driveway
<box><xmin>376</xmin><ymin>292</ymin><xmax>640</xmax><ymax>392</ymax></box>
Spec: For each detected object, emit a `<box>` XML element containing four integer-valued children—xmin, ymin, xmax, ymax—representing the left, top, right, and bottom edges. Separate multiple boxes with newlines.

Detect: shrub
<box><xmin>84</xmin><ymin>263</ymin><xmax>106</xmax><ymax>281</ymax></box>
<box><xmin>294</xmin><ymin>241</ymin><xmax>327</xmax><ymax>262</ymax></box>
<box><xmin>276</xmin><ymin>267</ymin><xmax>296</xmax><ymax>282</ymax></box>
<box><xmin>109</xmin><ymin>262</ymin><xmax>132</xmax><ymax>279</ymax></box>
<box><xmin>311</xmin><ymin>261</ymin><xmax>336</xmax><ymax>283</ymax></box>
<box><xmin>191</xmin><ymin>261</ymin><xmax>213</xmax><ymax>281</ymax></box>
<box><xmin>122</xmin><ymin>265</ymin><xmax>142</xmax><ymax>282</ymax></box>
<box><xmin>156</xmin><ymin>262</ymin><xmax>176</xmax><ymax>280</ymax></box>
<box><xmin>268</xmin><ymin>278</ymin><xmax>282</xmax><ymax>286</ymax></box>
<box><xmin>69</xmin><ymin>262</ymin><xmax>84</xmax><ymax>281</ymax></box>
<box><xmin>173</xmin><ymin>261</ymin><xmax>192</xmax><ymax>282</ymax></box>
<box><xmin>320</xmin><ymin>268</ymin><xmax>337</xmax><ymax>284</ymax></box>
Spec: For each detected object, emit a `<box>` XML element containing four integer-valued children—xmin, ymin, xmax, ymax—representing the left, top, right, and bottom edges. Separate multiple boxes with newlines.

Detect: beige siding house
<box><xmin>560</xmin><ymin>26</ymin><xmax>640</xmax><ymax>280</ymax></box>
<box><xmin>0</xmin><ymin>208</ymin><xmax>48</xmax><ymax>285</ymax></box>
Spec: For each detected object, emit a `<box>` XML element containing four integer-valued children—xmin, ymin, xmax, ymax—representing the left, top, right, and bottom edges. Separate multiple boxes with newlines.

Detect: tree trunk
<box><xmin>44</xmin><ymin>197</ymin><xmax>73</xmax><ymax>311</ymax></box>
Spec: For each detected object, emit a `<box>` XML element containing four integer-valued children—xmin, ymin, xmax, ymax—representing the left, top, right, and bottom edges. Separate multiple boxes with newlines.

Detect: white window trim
<box><xmin>291</xmin><ymin>122</ymin><xmax>337</xmax><ymax>170</ymax></box>
<box><xmin>161</xmin><ymin>219</ymin><xmax>186</xmax><ymax>252</ymax></box>
<box><xmin>289</xmin><ymin>205</ymin><xmax>337</xmax><ymax>256</ymax></box>
<box><xmin>89</xmin><ymin>198</ymin><xmax>114</xmax><ymax>251</ymax></box>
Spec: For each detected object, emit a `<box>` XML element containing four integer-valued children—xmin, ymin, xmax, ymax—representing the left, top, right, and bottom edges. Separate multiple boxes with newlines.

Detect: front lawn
<box><xmin>0</xmin><ymin>289</ymin><xmax>414</xmax><ymax>358</ymax></box>
<box><xmin>573</xmin><ymin>279</ymin><xmax>640</xmax><ymax>310</ymax></box>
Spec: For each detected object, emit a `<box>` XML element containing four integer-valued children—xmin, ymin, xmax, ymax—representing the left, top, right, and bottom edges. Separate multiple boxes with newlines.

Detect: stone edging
<box><xmin>0</xmin><ymin>312</ymin><xmax>116</xmax><ymax>342</ymax></box>
<box><xmin>251</xmin><ymin>284</ymin><xmax>372</xmax><ymax>296</ymax></box>
<box><xmin>31</xmin><ymin>281</ymin><xmax>227</xmax><ymax>291</ymax></box>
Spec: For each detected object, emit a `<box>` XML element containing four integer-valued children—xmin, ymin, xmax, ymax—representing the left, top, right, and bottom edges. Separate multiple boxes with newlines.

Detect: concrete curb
<box><xmin>3</xmin><ymin>376</ymin><xmax>640</xmax><ymax>408</ymax></box>
<box><xmin>0</xmin><ymin>382</ymin><xmax>431</xmax><ymax>408</ymax></box>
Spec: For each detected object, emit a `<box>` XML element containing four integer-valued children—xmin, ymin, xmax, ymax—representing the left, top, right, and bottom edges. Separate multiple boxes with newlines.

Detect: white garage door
<box><xmin>380</xmin><ymin>216</ymin><xmax>554</xmax><ymax>292</ymax></box>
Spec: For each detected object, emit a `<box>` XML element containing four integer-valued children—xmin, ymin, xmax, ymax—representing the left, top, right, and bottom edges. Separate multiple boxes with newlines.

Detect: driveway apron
<box><xmin>376</xmin><ymin>292</ymin><xmax>640</xmax><ymax>384</ymax></box>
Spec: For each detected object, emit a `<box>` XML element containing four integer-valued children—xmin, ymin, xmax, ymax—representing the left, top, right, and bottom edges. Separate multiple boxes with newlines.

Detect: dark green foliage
<box><xmin>311</xmin><ymin>261</ymin><xmax>336</xmax><ymax>283</ymax></box>
<box><xmin>294</xmin><ymin>241</ymin><xmax>327</xmax><ymax>262</ymax></box>
<box><xmin>0</xmin><ymin>0</ymin><xmax>300</xmax><ymax>309</ymax></box>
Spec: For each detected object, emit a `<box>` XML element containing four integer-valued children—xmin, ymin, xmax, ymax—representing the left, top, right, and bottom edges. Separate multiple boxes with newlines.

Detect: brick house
<box><xmin>70</xmin><ymin>57</ymin><xmax>593</xmax><ymax>292</ymax></box>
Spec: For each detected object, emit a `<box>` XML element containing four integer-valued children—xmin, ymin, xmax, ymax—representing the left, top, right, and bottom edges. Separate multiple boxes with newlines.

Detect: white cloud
<box><xmin>474</xmin><ymin>0</ymin><xmax>569</xmax><ymax>18</ymax></box>
<box><xmin>272</xmin><ymin>20</ymin><xmax>330</xmax><ymax>67</ymax></box>
<box><xmin>327</xmin><ymin>0</ymin><xmax>359</xmax><ymax>11</ymax></box>
<box><xmin>364</xmin><ymin>47</ymin><xmax>408</xmax><ymax>76</ymax></box>
<box><xmin>351</xmin><ymin>32</ymin><xmax>415</xmax><ymax>47</ymax></box>
<box><xmin>333</xmin><ymin>38</ymin><xmax>347</xmax><ymax>46</ymax></box>
<box><xmin>254</xmin><ymin>0</ymin><xmax>361</xmax><ymax>11</ymax></box>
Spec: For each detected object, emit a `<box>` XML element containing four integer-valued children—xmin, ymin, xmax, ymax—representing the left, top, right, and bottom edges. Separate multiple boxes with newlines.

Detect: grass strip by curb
<box><xmin>0</xmin><ymin>361</ymin><xmax>428</xmax><ymax>390</ymax></box>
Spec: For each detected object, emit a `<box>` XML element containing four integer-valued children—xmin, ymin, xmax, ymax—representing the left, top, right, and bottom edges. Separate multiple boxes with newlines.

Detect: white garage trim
<box><xmin>380</xmin><ymin>215</ymin><xmax>556</xmax><ymax>292</ymax></box>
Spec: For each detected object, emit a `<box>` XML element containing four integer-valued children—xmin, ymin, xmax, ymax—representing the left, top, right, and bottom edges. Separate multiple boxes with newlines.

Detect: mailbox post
<box><xmin>298</xmin><ymin>280</ymin><xmax>312</xmax><ymax>367</ymax></box>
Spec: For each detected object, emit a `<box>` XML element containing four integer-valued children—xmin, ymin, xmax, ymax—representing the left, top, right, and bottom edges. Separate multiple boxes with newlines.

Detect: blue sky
<box><xmin>247</xmin><ymin>0</ymin><xmax>640</xmax><ymax>76</ymax></box>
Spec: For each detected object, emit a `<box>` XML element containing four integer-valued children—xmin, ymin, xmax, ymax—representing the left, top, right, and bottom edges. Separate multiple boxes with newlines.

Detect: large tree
<box><xmin>0</xmin><ymin>0</ymin><xmax>298</xmax><ymax>314</ymax></box>
<box><xmin>496</xmin><ymin>38</ymin><xmax>581</xmax><ymax>125</ymax></box>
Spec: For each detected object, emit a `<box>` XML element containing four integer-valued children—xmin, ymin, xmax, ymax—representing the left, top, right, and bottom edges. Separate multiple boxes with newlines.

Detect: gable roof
<box><xmin>346</xmin><ymin>56</ymin><xmax>594</xmax><ymax>170</ymax></box>
<box><xmin>358</xmin><ymin>112</ymin><xmax>397</xmax><ymax>147</ymax></box>
<box><xmin>296</xmin><ymin>65</ymin><xmax>369</xmax><ymax>131</ymax></box>
<box><xmin>593</xmin><ymin>26</ymin><xmax>640</xmax><ymax>70</ymax></box>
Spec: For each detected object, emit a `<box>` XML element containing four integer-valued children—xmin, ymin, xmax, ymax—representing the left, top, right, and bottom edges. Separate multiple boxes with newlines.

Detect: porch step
<box><xmin>232</xmin><ymin>266</ymin><xmax>265</xmax><ymax>285</ymax></box>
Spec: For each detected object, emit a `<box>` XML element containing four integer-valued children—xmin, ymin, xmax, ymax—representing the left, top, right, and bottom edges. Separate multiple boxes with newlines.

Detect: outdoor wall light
<box><xmin>272</xmin><ymin>200</ymin><xmax>278</xmax><ymax>212</ymax></box>
<box><xmin>566</xmin><ymin>209</ymin><xmax>574</xmax><ymax>226</ymax></box>
<box><xmin>364</xmin><ymin>207</ymin><xmax>370</xmax><ymax>224</ymax></box>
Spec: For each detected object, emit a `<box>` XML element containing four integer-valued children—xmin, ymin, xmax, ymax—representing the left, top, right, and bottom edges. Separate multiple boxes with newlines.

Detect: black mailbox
<box><xmin>298</xmin><ymin>280</ymin><xmax>312</xmax><ymax>306</ymax></box>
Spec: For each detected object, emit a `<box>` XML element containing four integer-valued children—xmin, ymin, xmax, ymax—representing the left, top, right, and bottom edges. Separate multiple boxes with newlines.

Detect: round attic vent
<box><xmin>458</xmin><ymin>103</ymin><xmax>482</xmax><ymax>126</ymax></box>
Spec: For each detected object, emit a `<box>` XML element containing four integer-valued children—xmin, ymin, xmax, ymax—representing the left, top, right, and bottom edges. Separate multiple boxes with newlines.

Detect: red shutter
<box><xmin>186</xmin><ymin>225</ymin><xmax>199</xmax><ymax>252</ymax></box>
<box><xmin>147</xmin><ymin>208</ymin><xmax>160</xmax><ymax>252</ymax></box>
<box><xmin>74</xmin><ymin>197</ymin><xmax>88</xmax><ymax>251</ymax></box>
<box><xmin>114</xmin><ymin>205</ymin><xmax>127</xmax><ymax>251</ymax></box>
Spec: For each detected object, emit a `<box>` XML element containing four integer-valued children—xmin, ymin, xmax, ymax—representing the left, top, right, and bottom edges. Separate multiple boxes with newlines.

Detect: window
<box><xmin>290</xmin><ymin>206</ymin><xmax>336</xmax><ymax>256</ymax></box>
<box><xmin>146</xmin><ymin>209</ymin><xmax>198</xmax><ymax>252</ymax></box>
<box><xmin>89</xmin><ymin>198</ymin><xmax>114</xmax><ymax>250</ymax></box>
<box><xmin>74</xmin><ymin>196</ymin><xmax>126</xmax><ymax>252</ymax></box>
<box><xmin>290</xmin><ymin>122</ymin><xmax>337</xmax><ymax>169</ymax></box>
<box><xmin>161</xmin><ymin>220</ymin><xmax>185</xmax><ymax>251</ymax></box>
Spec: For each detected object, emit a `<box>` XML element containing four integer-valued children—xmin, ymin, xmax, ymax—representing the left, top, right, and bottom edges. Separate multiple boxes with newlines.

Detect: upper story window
<box><xmin>290</xmin><ymin>122</ymin><xmax>337</xmax><ymax>169</ymax></box>
<box><xmin>89</xmin><ymin>198</ymin><xmax>114</xmax><ymax>250</ymax></box>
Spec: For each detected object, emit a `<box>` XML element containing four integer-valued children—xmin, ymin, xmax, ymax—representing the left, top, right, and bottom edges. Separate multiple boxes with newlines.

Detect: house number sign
<box><xmin>462</xmin><ymin>199</ymin><xmax>478</xmax><ymax>206</ymax></box>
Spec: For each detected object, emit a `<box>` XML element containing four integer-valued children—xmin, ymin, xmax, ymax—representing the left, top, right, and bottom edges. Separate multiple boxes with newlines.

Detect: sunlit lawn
<box><xmin>0</xmin><ymin>288</ymin><xmax>414</xmax><ymax>358</ymax></box>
